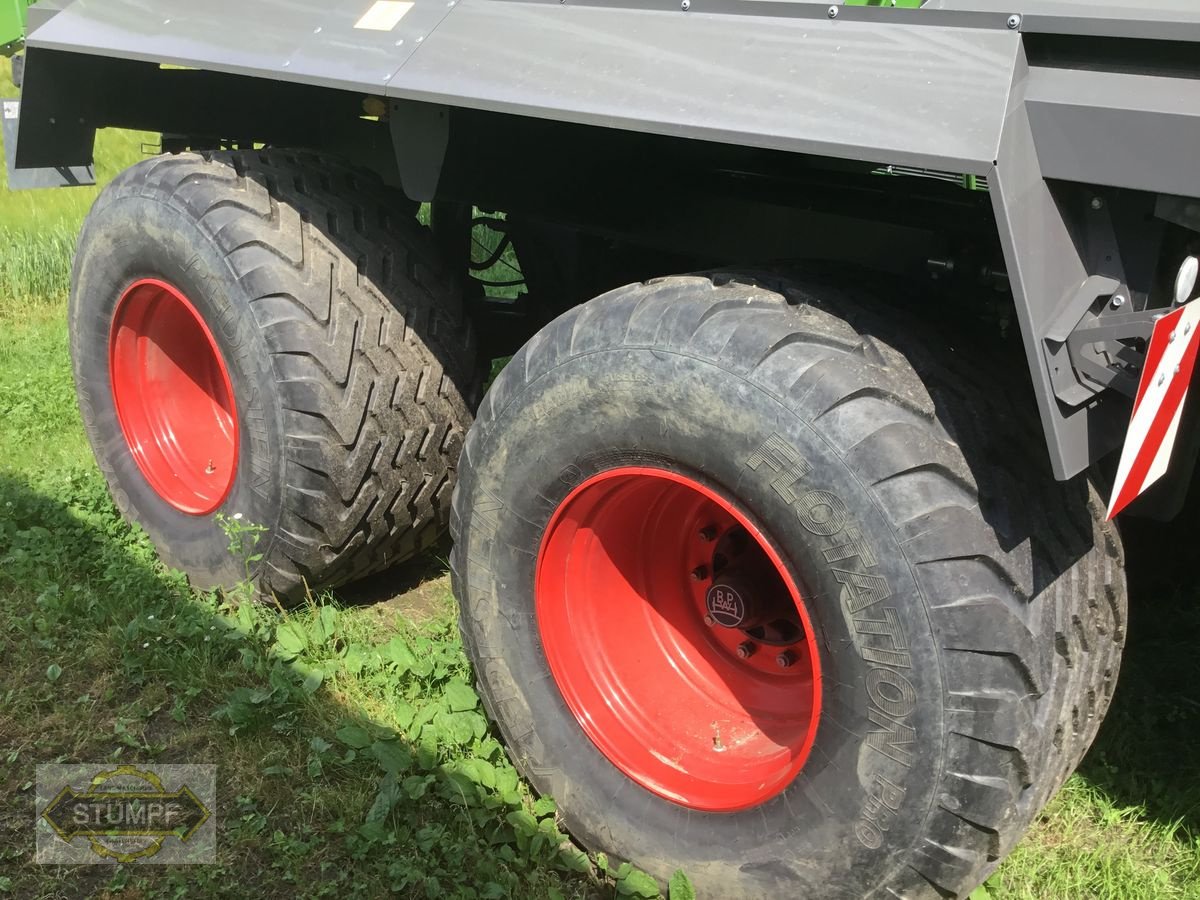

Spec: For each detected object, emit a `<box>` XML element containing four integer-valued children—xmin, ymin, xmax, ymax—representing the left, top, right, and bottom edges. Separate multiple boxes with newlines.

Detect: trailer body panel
<box><xmin>13</xmin><ymin>0</ymin><xmax>1200</xmax><ymax>482</ymax></box>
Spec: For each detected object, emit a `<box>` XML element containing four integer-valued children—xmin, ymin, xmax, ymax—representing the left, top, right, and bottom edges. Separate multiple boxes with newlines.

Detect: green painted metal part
<box><xmin>1</xmin><ymin>0</ymin><xmax>32</xmax><ymax>56</ymax></box>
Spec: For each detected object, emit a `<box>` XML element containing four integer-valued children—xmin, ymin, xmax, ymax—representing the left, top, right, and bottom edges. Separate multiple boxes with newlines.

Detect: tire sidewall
<box><xmin>69</xmin><ymin>190</ymin><xmax>284</xmax><ymax>588</ymax></box>
<box><xmin>459</xmin><ymin>346</ymin><xmax>945</xmax><ymax>894</ymax></box>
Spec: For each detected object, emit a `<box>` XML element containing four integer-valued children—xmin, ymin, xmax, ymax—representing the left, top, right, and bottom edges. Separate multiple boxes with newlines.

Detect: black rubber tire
<box><xmin>69</xmin><ymin>149</ymin><xmax>476</xmax><ymax>600</ymax></box>
<box><xmin>450</xmin><ymin>274</ymin><xmax>1126</xmax><ymax>898</ymax></box>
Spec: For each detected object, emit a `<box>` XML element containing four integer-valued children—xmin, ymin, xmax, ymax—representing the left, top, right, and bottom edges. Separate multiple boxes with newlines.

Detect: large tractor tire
<box><xmin>450</xmin><ymin>274</ymin><xmax>1126</xmax><ymax>898</ymax></box>
<box><xmin>69</xmin><ymin>150</ymin><xmax>475</xmax><ymax>600</ymax></box>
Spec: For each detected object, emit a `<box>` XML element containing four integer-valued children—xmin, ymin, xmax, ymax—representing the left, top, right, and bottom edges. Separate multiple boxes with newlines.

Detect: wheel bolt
<box><xmin>775</xmin><ymin>650</ymin><xmax>797</xmax><ymax>669</ymax></box>
<box><xmin>704</xmin><ymin>614</ymin><xmax>716</xmax><ymax>627</ymax></box>
<box><xmin>691</xmin><ymin>565</ymin><xmax>709</xmax><ymax>581</ymax></box>
<box><xmin>736</xmin><ymin>641</ymin><xmax>756</xmax><ymax>659</ymax></box>
<box><xmin>699</xmin><ymin>525</ymin><xmax>718</xmax><ymax>542</ymax></box>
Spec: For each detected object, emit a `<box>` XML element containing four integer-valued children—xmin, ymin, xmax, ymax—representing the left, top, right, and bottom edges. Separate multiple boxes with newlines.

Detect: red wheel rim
<box><xmin>536</xmin><ymin>467</ymin><xmax>822</xmax><ymax>812</ymax></box>
<box><xmin>108</xmin><ymin>278</ymin><xmax>238</xmax><ymax>515</ymax></box>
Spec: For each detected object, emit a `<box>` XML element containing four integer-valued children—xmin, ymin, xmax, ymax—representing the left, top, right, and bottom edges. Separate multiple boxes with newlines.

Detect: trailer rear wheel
<box><xmin>450</xmin><ymin>274</ymin><xmax>1126</xmax><ymax>898</ymax></box>
<box><xmin>70</xmin><ymin>150</ymin><xmax>475</xmax><ymax>599</ymax></box>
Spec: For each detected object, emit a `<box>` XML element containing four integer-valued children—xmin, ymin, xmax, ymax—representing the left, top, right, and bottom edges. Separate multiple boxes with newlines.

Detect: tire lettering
<box><xmin>833</xmin><ymin>568</ymin><xmax>892</xmax><ymax>614</ymax></box>
<box><xmin>866</xmin><ymin>667</ymin><xmax>916</xmax><ymax>719</ymax></box>
<box><xmin>822</xmin><ymin>526</ymin><xmax>878</xmax><ymax>568</ymax></box>
<box><xmin>796</xmin><ymin>490</ymin><xmax>848</xmax><ymax>536</ymax></box>
<box><xmin>745</xmin><ymin>434</ymin><xmax>920</xmax><ymax>790</ymax></box>
<box><xmin>746</xmin><ymin>435</ymin><xmax>812</xmax><ymax>503</ymax></box>
<box><xmin>854</xmin><ymin>820</ymin><xmax>883</xmax><ymax>850</ymax></box>
<box><xmin>865</xmin><ymin>707</ymin><xmax>914</xmax><ymax>767</ymax></box>
<box><xmin>855</xmin><ymin>608</ymin><xmax>912</xmax><ymax>669</ymax></box>
<box><xmin>855</xmin><ymin>774</ymin><xmax>907</xmax><ymax>849</ymax></box>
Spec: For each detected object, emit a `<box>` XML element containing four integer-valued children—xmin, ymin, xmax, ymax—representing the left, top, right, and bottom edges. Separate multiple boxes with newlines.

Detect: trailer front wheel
<box><xmin>451</xmin><ymin>274</ymin><xmax>1126</xmax><ymax>898</ymax></box>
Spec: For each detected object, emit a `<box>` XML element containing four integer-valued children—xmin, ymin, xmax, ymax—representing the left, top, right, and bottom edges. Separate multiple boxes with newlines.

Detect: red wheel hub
<box><xmin>109</xmin><ymin>279</ymin><xmax>238</xmax><ymax>515</ymax></box>
<box><xmin>536</xmin><ymin>467</ymin><xmax>822</xmax><ymax>812</ymax></box>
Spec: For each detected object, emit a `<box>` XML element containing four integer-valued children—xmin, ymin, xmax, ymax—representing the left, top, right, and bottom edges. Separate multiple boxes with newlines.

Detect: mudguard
<box><xmin>14</xmin><ymin>0</ymin><xmax>1200</xmax><ymax>481</ymax></box>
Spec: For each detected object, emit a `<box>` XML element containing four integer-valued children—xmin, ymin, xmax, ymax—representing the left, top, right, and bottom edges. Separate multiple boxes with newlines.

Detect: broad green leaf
<box><xmin>342</xmin><ymin>643</ymin><xmax>367</xmax><ymax>676</ymax></box>
<box><xmin>416</xmin><ymin>732</ymin><xmax>438</xmax><ymax>769</ymax></box>
<box><xmin>382</xmin><ymin>636</ymin><xmax>416</xmax><ymax>673</ymax></box>
<box><xmin>435</xmin><ymin>710</ymin><xmax>485</xmax><ymax>747</ymax></box>
<box><xmin>365</xmin><ymin>772</ymin><xmax>401</xmax><ymax>825</ymax></box>
<box><xmin>532</xmin><ymin>796</ymin><xmax>556</xmax><ymax>818</ymax></box>
<box><xmin>443</xmin><ymin>678</ymin><xmax>479</xmax><ymax>712</ymax></box>
<box><xmin>668</xmin><ymin>870</ymin><xmax>696</xmax><ymax>900</ymax></box>
<box><xmin>559</xmin><ymin>846</ymin><xmax>591</xmax><ymax>873</ymax></box>
<box><xmin>495</xmin><ymin>767</ymin><xmax>520</xmax><ymax>794</ymax></box>
<box><xmin>443</xmin><ymin>769</ymin><xmax>479</xmax><ymax>805</ymax></box>
<box><xmin>308</xmin><ymin>605</ymin><xmax>339</xmax><ymax>646</ymax></box>
<box><xmin>506</xmin><ymin>809</ymin><xmax>539</xmax><ymax>837</ymax></box>
<box><xmin>45</xmin><ymin>663</ymin><xmax>62</xmax><ymax>682</ymax></box>
<box><xmin>371</xmin><ymin>739</ymin><xmax>413</xmax><ymax>775</ymax></box>
<box><xmin>460</xmin><ymin>758</ymin><xmax>496</xmax><ymax>790</ymax></box>
<box><xmin>617</xmin><ymin>867</ymin><xmax>661</xmax><ymax>898</ymax></box>
<box><xmin>273</xmin><ymin>621</ymin><xmax>307</xmax><ymax>660</ymax></box>
<box><xmin>403</xmin><ymin>774</ymin><xmax>434</xmax><ymax>800</ymax></box>
<box><xmin>393</xmin><ymin>700</ymin><xmax>416</xmax><ymax>731</ymax></box>
<box><xmin>236</xmin><ymin>601</ymin><xmax>256</xmax><ymax>636</ymax></box>
<box><xmin>301</xmin><ymin>667</ymin><xmax>324</xmax><ymax>694</ymax></box>
<box><xmin>336</xmin><ymin>723</ymin><xmax>373</xmax><ymax>749</ymax></box>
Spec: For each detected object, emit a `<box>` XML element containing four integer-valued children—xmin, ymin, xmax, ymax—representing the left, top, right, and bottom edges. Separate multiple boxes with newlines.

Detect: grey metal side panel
<box><xmin>24</xmin><ymin>0</ymin><xmax>1021</xmax><ymax>173</ymax></box>
<box><xmin>388</xmin><ymin>3</ymin><xmax>1020</xmax><ymax>172</ymax></box>
<box><xmin>990</xmin><ymin>47</ymin><xmax>1127</xmax><ymax>480</ymax></box>
<box><xmin>935</xmin><ymin>0</ymin><xmax>1200</xmax><ymax>42</ymax></box>
<box><xmin>27</xmin><ymin>0</ymin><xmax>75</xmax><ymax>33</ymax></box>
<box><xmin>24</xmin><ymin>0</ymin><xmax>453</xmax><ymax>93</ymax></box>
<box><xmin>1025</xmin><ymin>67</ymin><xmax>1200</xmax><ymax>198</ymax></box>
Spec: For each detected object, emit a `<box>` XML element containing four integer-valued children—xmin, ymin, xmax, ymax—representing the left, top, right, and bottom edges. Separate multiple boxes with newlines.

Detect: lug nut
<box><xmin>775</xmin><ymin>650</ymin><xmax>797</xmax><ymax>669</ymax></box>
<box><xmin>691</xmin><ymin>565</ymin><xmax>709</xmax><ymax>581</ymax></box>
<box><xmin>737</xmin><ymin>641</ymin><xmax>756</xmax><ymax>659</ymax></box>
<box><xmin>699</xmin><ymin>525</ymin><xmax>718</xmax><ymax>542</ymax></box>
<box><xmin>704</xmin><ymin>614</ymin><xmax>716</xmax><ymax>627</ymax></box>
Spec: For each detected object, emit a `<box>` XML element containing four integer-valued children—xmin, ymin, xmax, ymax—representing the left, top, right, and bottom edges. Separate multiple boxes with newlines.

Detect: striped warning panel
<box><xmin>1108</xmin><ymin>301</ymin><xmax>1200</xmax><ymax>519</ymax></box>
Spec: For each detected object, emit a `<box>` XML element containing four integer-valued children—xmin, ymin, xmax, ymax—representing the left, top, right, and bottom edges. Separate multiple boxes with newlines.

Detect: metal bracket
<box><xmin>1065</xmin><ymin>309</ymin><xmax>1158</xmax><ymax>400</ymax></box>
<box><xmin>1044</xmin><ymin>274</ymin><xmax>1123</xmax><ymax>406</ymax></box>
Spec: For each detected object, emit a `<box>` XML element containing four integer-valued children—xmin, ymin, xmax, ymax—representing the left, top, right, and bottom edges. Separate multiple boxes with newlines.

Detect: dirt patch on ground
<box><xmin>333</xmin><ymin>541</ymin><xmax>454</xmax><ymax>625</ymax></box>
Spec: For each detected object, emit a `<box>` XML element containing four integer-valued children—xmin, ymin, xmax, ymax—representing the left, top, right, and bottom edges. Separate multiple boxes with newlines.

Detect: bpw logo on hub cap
<box><xmin>706</xmin><ymin>583</ymin><xmax>747</xmax><ymax>628</ymax></box>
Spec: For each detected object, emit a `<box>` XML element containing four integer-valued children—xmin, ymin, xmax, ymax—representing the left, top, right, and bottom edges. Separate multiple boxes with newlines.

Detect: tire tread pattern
<box><xmin>95</xmin><ymin>150</ymin><xmax>476</xmax><ymax>599</ymax></box>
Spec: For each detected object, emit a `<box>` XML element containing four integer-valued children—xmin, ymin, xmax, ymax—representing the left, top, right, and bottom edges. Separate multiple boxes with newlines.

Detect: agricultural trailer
<box><xmin>5</xmin><ymin>0</ymin><xmax>1199</xmax><ymax>895</ymax></box>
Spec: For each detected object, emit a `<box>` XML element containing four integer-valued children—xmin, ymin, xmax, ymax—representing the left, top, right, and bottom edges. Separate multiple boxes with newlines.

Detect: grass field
<box><xmin>1</xmin><ymin>57</ymin><xmax>1199</xmax><ymax>899</ymax></box>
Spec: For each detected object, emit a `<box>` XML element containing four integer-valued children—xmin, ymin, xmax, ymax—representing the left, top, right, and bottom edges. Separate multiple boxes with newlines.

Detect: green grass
<box><xmin>0</xmin><ymin>61</ymin><xmax>149</xmax><ymax>307</ymax></box>
<box><xmin>1</xmin><ymin>56</ymin><xmax>1199</xmax><ymax>900</ymax></box>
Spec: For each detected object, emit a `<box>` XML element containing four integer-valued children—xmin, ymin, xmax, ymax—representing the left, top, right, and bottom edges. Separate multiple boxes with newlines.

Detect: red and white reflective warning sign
<box><xmin>1108</xmin><ymin>301</ymin><xmax>1200</xmax><ymax>519</ymax></box>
